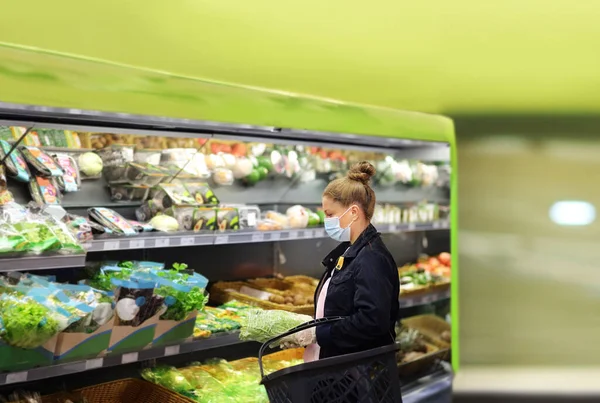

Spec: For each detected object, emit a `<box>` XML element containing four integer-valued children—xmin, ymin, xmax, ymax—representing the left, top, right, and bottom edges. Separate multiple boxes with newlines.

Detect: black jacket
<box><xmin>314</xmin><ymin>224</ymin><xmax>399</xmax><ymax>359</ymax></box>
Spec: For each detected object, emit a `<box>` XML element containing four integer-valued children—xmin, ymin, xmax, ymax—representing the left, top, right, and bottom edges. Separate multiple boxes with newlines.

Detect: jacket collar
<box><xmin>321</xmin><ymin>223</ymin><xmax>380</xmax><ymax>268</ymax></box>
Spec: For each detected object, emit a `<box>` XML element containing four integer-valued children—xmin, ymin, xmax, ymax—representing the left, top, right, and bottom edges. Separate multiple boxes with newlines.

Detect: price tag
<box><xmin>251</xmin><ymin>233</ymin><xmax>264</xmax><ymax>242</ymax></box>
<box><xmin>422</xmin><ymin>294</ymin><xmax>435</xmax><ymax>304</ymax></box>
<box><xmin>129</xmin><ymin>239</ymin><xmax>145</xmax><ymax>249</ymax></box>
<box><xmin>408</xmin><ymin>223</ymin><xmax>416</xmax><ymax>231</ymax></box>
<box><xmin>315</xmin><ymin>229</ymin><xmax>325</xmax><ymax>238</ymax></box>
<box><xmin>103</xmin><ymin>241</ymin><xmax>120</xmax><ymax>251</ymax></box>
<box><xmin>288</xmin><ymin>231</ymin><xmax>298</xmax><ymax>240</ymax></box>
<box><xmin>432</xmin><ymin>222</ymin><xmax>441</xmax><ymax>229</ymax></box>
<box><xmin>270</xmin><ymin>232</ymin><xmax>281</xmax><ymax>241</ymax></box>
<box><xmin>389</xmin><ymin>224</ymin><xmax>398</xmax><ymax>233</ymax></box>
<box><xmin>181</xmin><ymin>237</ymin><xmax>195</xmax><ymax>246</ymax></box>
<box><xmin>215</xmin><ymin>235</ymin><xmax>229</xmax><ymax>245</ymax></box>
<box><xmin>442</xmin><ymin>221</ymin><xmax>449</xmax><ymax>229</ymax></box>
<box><xmin>155</xmin><ymin>238</ymin><xmax>170</xmax><ymax>248</ymax></box>
<box><xmin>304</xmin><ymin>229</ymin><xmax>314</xmax><ymax>239</ymax></box>
<box><xmin>5</xmin><ymin>371</ymin><xmax>28</xmax><ymax>384</ymax></box>
<box><xmin>85</xmin><ymin>358</ymin><xmax>104</xmax><ymax>370</ymax></box>
<box><xmin>164</xmin><ymin>345</ymin><xmax>180</xmax><ymax>356</ymax></box>
<box><xmin>121</xmin><ymin>352</ymin><xmax>139</xmax><ymax>364</ymax></box>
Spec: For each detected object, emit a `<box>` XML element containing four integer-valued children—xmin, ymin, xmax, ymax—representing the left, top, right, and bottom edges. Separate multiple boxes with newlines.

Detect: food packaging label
<box><xmin>22</xmin><ymin>146</ymin><xmax>63</xmax><ymax>177</ymax></box>
<box><xmin>54</xmin><ymin>154</ymin><xmax>80</xmax><ymax>192</ymax></box>
<box><xmin>35</xmin><ymin>177</ymin><xmax>60</xmax><ymax>204</ymax></box>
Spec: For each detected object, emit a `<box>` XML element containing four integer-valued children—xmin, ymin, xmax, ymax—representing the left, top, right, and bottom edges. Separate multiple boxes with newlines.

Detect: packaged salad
<box><xmin>0</xmin><ymin>140</ymin><xmax>30</xmax><ymax>182</ymax></box>
<box><xmin>52</xmin><ymin>153</ymin><xmax>81</xmax><ymax>192</ymax></box>
<box><xmin>21</xmin><ymin>146</ymin><xmax>64</xmax><ymax>177</ymax></box>
<box><xmin>29</xmin><ymin>176</ymin><xmax>62</xmax><ymax>205</ymax></box>
<box><xmin>89</xmin><ymin>207</ymin><xmax>137</xmax><ymax>235</ymax></box>
<box><xmin>111</xmin><ymin>277</ymin><xmax>165</xmax><ymax>327</ymax></box>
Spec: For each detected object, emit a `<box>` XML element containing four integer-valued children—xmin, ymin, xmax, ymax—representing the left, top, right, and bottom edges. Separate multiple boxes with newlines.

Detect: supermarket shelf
<box><xmin>400</xmin><ymin>288</ymin><xmax>451</xmax><ymax>309</ymax></box>
<box><xmin>0</xmin><ymin>332</ymin><xmax>242</xmax><ymax>386</ymax></box>
<box><xmin>86</xmin><ymin>221</ymin><xmax>450</xmax><ymax>252</ymax></box>
<box><xmin>0</xmin><ymin>254</ymin><xmax>87</xmax><ymax>272</ymax></box>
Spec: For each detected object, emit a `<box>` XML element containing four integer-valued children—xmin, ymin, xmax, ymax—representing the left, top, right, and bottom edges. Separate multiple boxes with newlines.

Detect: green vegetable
<box><xmin>13</xmin><ymin>221</ymin><xmax>60</xmax><ymax>253</ymax></box>
<box><xmin>239</xmin><ymin>309</ymin><xmax>311</xmax><ymax>343</ymax></box>
<box><xmin>78</xmin><ymin>152</ymin><xmax>103</xmax><ymax>176</ymax></box>
<box><xmin>150</xmin><ymin>214</ymin><xmax>179</xmax><ymax>232</ymax></box>
<box><xmin>155</xmin><ymin>263</ymin><xmax>207</xmax><ymax>321</ymax></box>
<box><xmin>0</xmin><ymin>296</ymin><xmax>60</xmax><ymax>348</ymax></box>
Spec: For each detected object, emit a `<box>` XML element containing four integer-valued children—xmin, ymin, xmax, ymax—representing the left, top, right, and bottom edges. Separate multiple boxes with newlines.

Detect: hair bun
<box><xmin>347</xmin><ymin>161</ymin><xmax>376</xmax><ymax>185</ymax></box>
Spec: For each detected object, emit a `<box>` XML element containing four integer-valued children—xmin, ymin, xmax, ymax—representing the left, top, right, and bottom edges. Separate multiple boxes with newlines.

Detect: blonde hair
<box><xmin>323</xmin><ymin>161</ymin><xmax>377</xmax><ymax>220</ymax></box>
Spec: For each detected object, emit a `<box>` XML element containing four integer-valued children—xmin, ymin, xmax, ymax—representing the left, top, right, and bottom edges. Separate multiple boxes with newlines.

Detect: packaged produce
<box><xmin>264</xmin><ymin>211</ymin><xmax>289</xmax><ymax>228</ymax></box>
<box><xmin>216</xmin><ymin>207</ymin><xmax>240</xmax><ymax>231</ymax></box>
<box><xmin>109</xmin><ymin>184</ymin><xmax>150</xmax><ymax>202</ymax></box>
<box><xmin>162</xmin><ymin>148</ymin><xmax>210</xmax><ymax>179</ymax></box>
<box><xmin>184</xmin><ymin>182</ymin><xmax>219</xmax><ymax>205</ymax></box>
<box><xmin>192</xmin><ymin>208</ymin><xmax>217</xmax><ymax>231</ymax></box>
<box><xmin>256</xmin><ymin>219</ymin><xmax>283</xmax><ymax>231</ymax></box>
<box><xmin>29</xmin><ymin>176</ymin><xmax>62</xmax><ymax>205</ymax></box>
<box><xmin>0</xmin><ymin>294</ymin><xmax>60</xmax><ymax>349</ymax></box>
<box><xmin>53</xmin><ymin>283</ymin><xmax>114</xmax><ymax>333</ymax></box>
<box><xmin>0</xmin><ymin>222</ymin><xmax>29</xmax><ymax>255</ymax></box>
<box><xmin>112</xmin><ymin>277</ymin><xmax>164</xmax><ymax>327</ymax></box>
<box><xmin>212</xmin><ymin>167</ymin><xmax>234</xmax><ymax>186</ymax></box>
<box><xmin>96</xmin><ymin>144</ymin><xmax>134</xmax><ymax>166</ymax></box>
<box><xmin>0</xmin><ymin>166</ymin><xmax>7</xmax><ymax>192</ymax></box>
<box><xmin>194</xmin><ymin>309</ymin><xmax>241</xmax><ymax>338</ymax></box>
<box><xmin>0</xmin><ymin>140</ymin><xmax>31</xmax><ymax>182</ymax></box>
<box><xmin>52</xmin><ymin>153</ymin><xmax>81</xmax><ymax>192</ymax></box>
<box><xmin>21</xmin><ymin>146</ymin><xmax>64</xmax><ymax>177</ymax></box>
<box><xmin>239</xmin><ymin>309</ymin><xmax>312</xmax><ymax>343</ymax></box>
<box><xmin>135</xmin><ymin>200</ymin><xmax>162</xmax><ymax>222</ymax></box>
<box><xmin>286</xmin><ymin>205</ymin><xmax>309</xmax><ymax>228</ymax></box>
<box><xmin>412</xmin><ymin>162</ymin><xmax>439</xmax><ymax>187</ymax></box>
<box><xmin>134</xmin><ymin>148</ymin><xmax>161</xmax><ymax>165</ymax></box>
<box><xmin>0</xmin><ymin>126</ymin><xmax>12</xmax><ymax>141</ymax></box>
<box><xmin>149</xmin><ymin>214</ymin><xmax>180</xmax><ymax>232</ymax></box>
<box><xmin>164</xmin><ymin>206</ymin><xmax>195</xmax><ymax>231</ymax></box>
<box><xmin>127</xmin><ymin>219</ymin><xmax>153</xmax><ymax>232</ymax></box>
<box><xmin>104</xmin><ymin>162</ymin><xmax>167</xmax><ymax>186</ymax></box>
<box><xmin>13</xmin><ymin>220</ymin><xmax>60</xmax><ymax>254</ymax></box>
<box><xmin>221</xmin><ymin>204</ymin><xmax>260</xmax><ymax>229</ymax></box>
<box><xmin>88</xmin><ymin>207</ymin><xmax>137</xmax><ymax>235</ymax></box>
<box><xmin>77</xmin><ymin>151</ymin><xmax>103</xmax><ymax>177</ymax></box>
<box><xmin>150</xmin><ymin>183</ymin><xmax>197</xmax><ymax>209</ymax></box>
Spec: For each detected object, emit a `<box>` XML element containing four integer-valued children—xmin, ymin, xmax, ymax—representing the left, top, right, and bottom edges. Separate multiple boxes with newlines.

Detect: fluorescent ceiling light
<box><xmin>549</xmin><ymin>201</ymin><xmax>595</xmax><ymax>226</ymax></box>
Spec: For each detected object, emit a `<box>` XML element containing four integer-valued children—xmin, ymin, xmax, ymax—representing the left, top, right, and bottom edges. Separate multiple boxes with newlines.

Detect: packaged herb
<box><xmin>21</xmin><ymin>146</ymin><xmax>64</xmax><ymax>177</ymax></box>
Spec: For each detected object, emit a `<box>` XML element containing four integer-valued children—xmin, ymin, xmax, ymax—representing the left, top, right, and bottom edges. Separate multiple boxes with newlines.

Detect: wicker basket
<box><xmin>209</xmin><ymin>281</ymin><xmax>314</xmax><ymax>315</ymax></box>
<box><xmin>429</xmin><ymin>281</ymin><xmax>450</xmax><ymax>293</ymax></box>
<box><xmin>36</xmin><ymin>378</ymin><xmax>194</xmax><ymax>403</ymax></box>
<box><xmin>284</xmin><ymin>275</ymin><xmax>319</xmax><ymax>287</ymax></box>
<box><xmin>402</xmin><ymin>314</ymin><xmax>451</xmax><ymax>349</ymax></box>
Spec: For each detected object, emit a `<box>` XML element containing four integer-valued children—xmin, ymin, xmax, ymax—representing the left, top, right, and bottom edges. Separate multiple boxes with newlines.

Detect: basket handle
<box><xmin>258</xmin><ymin>316</ymin><xmax>345</xmax><ymax>378</ymax></box>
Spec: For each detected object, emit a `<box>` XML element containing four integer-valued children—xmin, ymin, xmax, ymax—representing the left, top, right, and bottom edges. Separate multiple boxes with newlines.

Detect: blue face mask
<box><xmin>324</xmin><ymin>206</ymin><xmax>355</xmax><ymax>242</ymax></box>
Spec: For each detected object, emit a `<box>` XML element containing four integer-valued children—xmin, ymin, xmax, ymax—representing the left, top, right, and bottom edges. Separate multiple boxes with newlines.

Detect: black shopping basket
<box><xmin>259</xmin><ymin>317</ymin><xmax>403</xmax><ymax>403</ymax></box>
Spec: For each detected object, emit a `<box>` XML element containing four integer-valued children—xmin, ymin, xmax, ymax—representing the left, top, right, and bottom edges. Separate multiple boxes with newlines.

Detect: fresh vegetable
<box><xmin>239</xmin><ymin>309</ymin><xmax>312</xmax><ymax>343</ymax></box>
<box><xmin>77</xmin><ymin>152</ymin><xmax>103</xmax><ymax>176</ymax></box>
<box><xmin>0</xmin><ymin>295</ymin><xmax>60</xmax><ymax>348</ymax></box>
<box><xmin>150</xmin><ymin>214</ymin><xmax>179</xmax><ymax>232</ymax></box>
<box><xmin>152</xmin><ymin>263</ymin><xmax>208</xmax><ymax>321</ymax></box>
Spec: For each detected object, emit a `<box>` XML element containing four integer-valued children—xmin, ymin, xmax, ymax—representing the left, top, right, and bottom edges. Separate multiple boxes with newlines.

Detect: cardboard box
<box><xmin>0</xmin><ymin>336</ymin><xmax>58</xmax><ymax>371</ymax></box>
<box><xmin>54</xmin><ymin>321</ymin><xmax>113</xmax><ymax>363</ymax></box>
<box><xmin>107</xmin><ymin>313</ymin><xmax>160</xmax><ymax>355</ymax></box>
<box><xmin>152</xmin><ymin>311</ymin><xmax>197</xmax><ymax>347</ymax></box>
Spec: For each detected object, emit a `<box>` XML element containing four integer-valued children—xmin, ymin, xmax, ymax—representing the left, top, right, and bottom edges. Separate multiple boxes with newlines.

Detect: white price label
<box><xmin>215</xmin><ymin>235</ymin><xmax>229</xmax><ymax>244</ymax></box>
<box><xmin>270</xmin><ymin>232</ymin><xmax>281</xmax><ymax>241</ymax></box>
<box><xmin>304</xmin><ymin>229</ymin><xmax>314</xmax><ymax>239</ymax></box>
<box><xmin>288</xmin><ymin>231</ymin><xmax>298</xmax><ymax>239</ymax></box>
<box><xmin>164</xmin><ymin>345</ymin><xmax>180</xmax><ymax>356</ymax></box>
<box><xmin>315</xmin><ymin>229</ymin><xmax>325</xmax><ymax>238</ymax></box>
<box><xmin>5</xmin><ymin>371</ymin><xmax>28</xmax><ymax>384</ymax></box>
<box><xmin>389</xmin><ymin>224</ymin><xmax>398</xmax><ymax>233</ymax></box>
<box><xmin>408</xmin><ymin>223</ymin><xmax>416</xmax><ymax>231</ymax></box>
<box><xmin>155</xmin><ymin>238</ymin><xmax>171</xmax><ymax>248</ymax></box>
<box><xmin>432</xmin><ymin>222</ymin><xmax>441</xmax><ymax>229</ymax></box>
<box><xmin>121</xmin><ymin>352</ymin><xmax>139</xmax><ymax>364</ymax></box>
<box><xmin>181</xmin><ymin>237</ymin><xmax>195</xmax><ymax>246</ymax></box>
<box><xmin>103</xmin><ymin>241</ymin><xmax>120</xmax><ymax>251</ymax></box>
<box><xmin>85</xmin><ymin>358</ymin><xmax>104</xmax><ymax>370</ymax></box>
<box><xmin>129</xmin><ymin>239</ymin><xmax>145</xmax><ymax>249</ymax></box>
<box><xmin>442</xmin><ymin>221</ymin><xmax>449</xmax><ymax>228</ymax></box>
<box><xmin>251</xmin><ymin>233</ymin><xmax>264</xmax><ymax>242</ymax></box>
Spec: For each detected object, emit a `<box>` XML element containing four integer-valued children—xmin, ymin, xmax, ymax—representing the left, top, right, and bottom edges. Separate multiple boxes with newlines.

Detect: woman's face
<box><xmin>322</xmin><ymin>196</ymin><xmax>357</xmax><ymax>228</ymax></box>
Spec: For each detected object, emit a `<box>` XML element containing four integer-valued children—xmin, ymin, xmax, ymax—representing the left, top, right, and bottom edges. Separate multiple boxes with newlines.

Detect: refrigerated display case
<box><xmin>0</xmin><ymin>43</ymin><xmax>457</xmax><ymax>402</ymax></box>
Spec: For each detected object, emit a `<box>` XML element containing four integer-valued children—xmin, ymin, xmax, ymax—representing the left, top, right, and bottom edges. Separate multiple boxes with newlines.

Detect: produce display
<box><xmin>193</xmin><ymin>303</ymin><xmax>253</xmax><ymax>339</ymax></box>
<box><xmin>142</xmin><ymin>352</ymin><xmax>304</xmax><ymax>403</ymax></box>
<box><xmin>399</xmin><ymin>252</ymin><xmax>451</xmax><ymax>295</ymax></box>
<box><xmin>239</xmin><ymin>309</ymin><xmax>312</xmax><ymax>344</ymax></box>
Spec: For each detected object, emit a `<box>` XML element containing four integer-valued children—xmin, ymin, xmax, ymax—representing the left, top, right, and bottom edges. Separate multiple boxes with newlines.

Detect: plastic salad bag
<box><xmin>53</xmin><ymin>283</ymin><xmax>114</xmax><ymax>333</ymax></box>
<box><xmin>0</xmin><ymin>222</ymin><xmax>29</xmax><ymax>256</ymax></box>
<box><xmin>111</xmin><ymin>277</ymin><xmax>165</xmax><ymax>326</ymax></box>
<box><xmin>239</xmin><ymin>309</ymin><xmax>312</xmax><ymax>343</ymax></box>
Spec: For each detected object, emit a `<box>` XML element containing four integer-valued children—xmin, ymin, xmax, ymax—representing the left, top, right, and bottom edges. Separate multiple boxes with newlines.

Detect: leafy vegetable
<box><xmin>150</xmin><ymin>214</ymin><xmax>179</xmax><ymax>232</ymax></box>
<box><xmin>239</xmin><ymin>309</ymin><xmax>311</xmax><ymax>343</ymax></box>
<box><xmin>152</xmin><ymin>263</ymin><xmax>208</xmax><ymax>321</ymax></box>
<box><xmin>0</xmin><ymin>295</ymin><xmax>60</xmax><ymax>348</ymax></box>
<box><xmin>78</xmin><ymin>152</ymin><xmax>103</xmax><ymax>176</ymax></box>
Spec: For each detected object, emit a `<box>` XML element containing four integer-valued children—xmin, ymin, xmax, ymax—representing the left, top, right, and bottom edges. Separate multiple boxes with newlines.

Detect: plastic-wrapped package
<box><xmin>52</xmin><ymin>283</ymin><xmax>114</xmax><ymax>333</ymax></box>
<box><xmin>192</xmin><ymin>208</ymin><xmax>217</xmax><ymax>231</ymax></box>
<box><xmin>239</xmin><ymin>309</ymin><xmax>312</xmax><ymax>343</ymax></box>
<box><xmin>0</xmin><ymin>140</ymin><xmax>31</xmax><ymax>182</ymax></box>
<box><xmin>286</xmin><ymin>205</ymin><xmax>309</xmax><ymax>229</ymax></box>
<box><xmin>111</xmin><ymin>277</ymin><xmax>164</xmax><ymax>326</ymax></box>
<box><xmin>264</xmin><ymin>211</ymin><xmax>289</xmax><ymax>228</ymax></box>
<box><xmin>21</xmin><ymin>147</ymin><xmax>64</xmax><ymax>177</ymax></box>
<box><xmin>109</xmin><ymin>184</ymin><xmax>150</xmax><ymax>202</ymax></box>
<box><xmin>150</xmin><ymin>183</ymin><xmax>197</xmax><ymax>209</ymax></box>
<box><xmin>141</xmin><ymin>366</ymin><xmax>195</xmax><ymax>395</ymax></box>
<box><xmin>52</xmin><ymin>153</ymin><xmax>81</xmax><ymax>192</ymax></box>
<box><xmin>96</xmin><ymin>145</ymin><xmax>134</xmax><ymax>167</ymax></box>
<box><xmin>0</xmin><ymin>294</ymin><xmax>60</xmax><ymax>348</ymax></box>
<box><xmin>104</xmin><ymin>162</ymin><xmax>167</xmax><ymax>186</ymax></box>
<box><xmin>212</xmin><ymin>167</ymin><xmax>234</xmax><ymax>186</ymax></box>
<box><xmin>184</xmin><ymin>182</ymin><xmax>219</xmax><ymax>205</ymax></box>
<box><xmin>164</xmin><ymin>206</ymin><xmax>195</xmax><ymax>231</ymax></box>
<box><xmin>221</xmin><ymin>204</ymin><xmax>260</xmax><ymax>229</ymax></box>
<box><xmin>42</xmin><ymin>214</ymin><xmax>85</xmax><ymax>254</ymax></box>
<box><xmin>89</xmin><ymin>207</ymin><xmax>137</xmax><ymax>235</ymax></box>
<box><xmin>12</xmin><ymin>219</ymin><xmax>60</xmax><ymax>255</ymax></box>
<box><xmin>411</xmin><ymin>162</ymin><xmax>439</xmax><ymax>187</ymax></box>
<box><xmin>29</xmin><ymin>176</ymin><xmax>62</xmax><ymax>205</ymax></box>
<box><xmin>162</xmin><ymin>148</ymin><xmax>210</xmax><ymax>179</ymax></box>
<box><xmin>216</xmin><ymin>208</ymin><xmax>240</xmax><ymax>231</ymax></box>
<box><xmin>0</xmin><ymin>222</ymin><xmax>29</xmax><ymax>256</ymax></box>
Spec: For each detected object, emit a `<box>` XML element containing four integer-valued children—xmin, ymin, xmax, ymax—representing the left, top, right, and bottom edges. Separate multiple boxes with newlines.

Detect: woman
<box><xmin>282</xmin><ymin>161</ymin><xmax>400</xmax><ymax>362</ymax></box>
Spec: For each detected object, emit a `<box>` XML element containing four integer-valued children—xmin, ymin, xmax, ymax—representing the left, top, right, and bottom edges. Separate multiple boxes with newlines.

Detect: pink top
<box><xmin>303</xmin><ymin>273</ymin><xmax>332</xmax><ymax>362</ymax></box>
